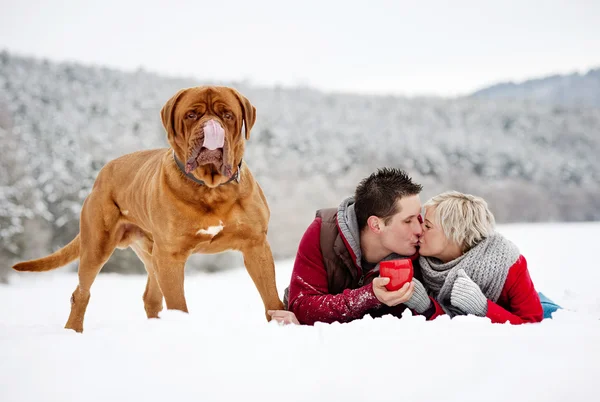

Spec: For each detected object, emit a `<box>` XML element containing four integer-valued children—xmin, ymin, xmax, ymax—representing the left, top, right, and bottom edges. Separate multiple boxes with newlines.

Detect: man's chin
<box><xmin>395</xmin><ymin>246</ymin><xmax>417</xmax><ymax>257</ymax></box>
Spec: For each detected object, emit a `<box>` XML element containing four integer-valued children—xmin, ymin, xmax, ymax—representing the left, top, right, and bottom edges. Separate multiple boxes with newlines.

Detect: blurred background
<box><xmin>1</xmin><ymin>0</ymin><xmax>599</xmax><ymax>282</ymax></box>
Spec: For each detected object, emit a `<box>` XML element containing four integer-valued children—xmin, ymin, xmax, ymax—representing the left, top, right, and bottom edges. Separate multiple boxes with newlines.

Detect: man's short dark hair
<box><xmin>354</xmin><ymin>167</ymin><xmax>422</xmax><ymax>230</ymax></box>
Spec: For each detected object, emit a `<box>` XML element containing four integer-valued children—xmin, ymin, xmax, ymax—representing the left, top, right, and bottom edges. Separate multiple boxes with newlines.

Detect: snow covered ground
<box><xmin>1</xmin><ymin>222</ymin><xmax>599</xmax><ymax>402</ymax></box>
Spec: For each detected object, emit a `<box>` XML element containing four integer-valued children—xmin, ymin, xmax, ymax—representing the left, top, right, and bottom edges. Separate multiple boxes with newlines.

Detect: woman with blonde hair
<box><xmin>412</xmin><ymin>190</ymin><xmax>546</xmax><ymax>324</ymax></box>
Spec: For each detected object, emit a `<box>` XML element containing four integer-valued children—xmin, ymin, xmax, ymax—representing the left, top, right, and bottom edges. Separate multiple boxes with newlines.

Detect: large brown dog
<box><xmin>13</xmin><ymin>86</ymin><xmax>285</xmax><ymax>332</ymax></box>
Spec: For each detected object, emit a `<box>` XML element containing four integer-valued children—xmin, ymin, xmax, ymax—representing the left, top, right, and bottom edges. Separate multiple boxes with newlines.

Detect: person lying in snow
<box><xmin>269</xmin><ymin>168</ymin><xmax>434</xmax><ymax>325</ymax></box>
<box><xmin>270</xmin><ymin>189</ymin><xmax>560</xmax><ymax>325</ymax></box>
<box><xmin>416</xmin><ymin>191</ymin><xmax>545</xmax><ymax>324</ymax></box>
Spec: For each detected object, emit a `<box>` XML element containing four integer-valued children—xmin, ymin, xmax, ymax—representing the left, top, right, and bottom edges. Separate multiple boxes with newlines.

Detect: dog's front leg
<box><xmin>241</xmin><ymin>239</ymin><xmax>285</xmax><ymax>320</ymax></box>
<box><xmin>152</xmin><ymin>247</ymin><xmax>189</xmax><ymax>313</ymax></box>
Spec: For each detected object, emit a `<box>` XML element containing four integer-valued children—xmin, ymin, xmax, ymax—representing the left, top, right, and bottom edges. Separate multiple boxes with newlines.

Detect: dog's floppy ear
<box><xmin>161</xmin><ymin>88</ymin><xmax>188</xmax><ymax>139</ymax></box>
<box><xmin>231</xmin><ymin>89</ymin><xmax>256</xmax><ymax>140</ymax></box>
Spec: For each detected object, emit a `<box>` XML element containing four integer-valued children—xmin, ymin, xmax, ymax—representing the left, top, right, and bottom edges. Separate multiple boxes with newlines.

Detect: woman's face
<box><xmin>418</xmin><ymin>206</ymin><xmax>462</xmax><ymax>262</ymax></box>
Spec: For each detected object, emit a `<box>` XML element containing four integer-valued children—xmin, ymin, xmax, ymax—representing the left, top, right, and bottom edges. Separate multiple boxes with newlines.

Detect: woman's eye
<box><xmin>186</xmin><ymin>112</ymin><xmax>198</xmax><ymax>120</ymax></box>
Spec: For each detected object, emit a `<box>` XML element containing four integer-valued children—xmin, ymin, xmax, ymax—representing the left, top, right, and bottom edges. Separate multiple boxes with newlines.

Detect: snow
<box><xmin>1</xmin><ymin>222</ymin><xmax>600</xmax><ymax>402</ymax></box>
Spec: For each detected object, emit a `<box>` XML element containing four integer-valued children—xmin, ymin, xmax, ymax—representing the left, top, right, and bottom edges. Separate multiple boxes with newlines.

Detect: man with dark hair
<box><xmin>270</xmin><ymin>168</ymin><xmax>439</xmax><ymax>325</ymax></box>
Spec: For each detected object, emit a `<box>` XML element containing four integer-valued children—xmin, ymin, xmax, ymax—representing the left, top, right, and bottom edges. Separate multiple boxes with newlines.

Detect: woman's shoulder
<box><xmin>512</xmin><ymin>254</ymin><xmax>527</xmax><ymax>267</ymax></box>
<box><xmin>504</xmin><ymin>254</ymin><xmax>531</xmax><ymax>290</ymax></box>
<box><xmin>508</xmin><ymin>254</ymin><xmax>527</xmax><ymax>273</ymax></box>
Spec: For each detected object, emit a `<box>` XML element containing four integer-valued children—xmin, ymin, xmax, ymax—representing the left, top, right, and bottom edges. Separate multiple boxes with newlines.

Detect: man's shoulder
<box><xmin>316</xmin><ymin>207</ymin><xmax>338</xmax><ymax>223</ymax></box>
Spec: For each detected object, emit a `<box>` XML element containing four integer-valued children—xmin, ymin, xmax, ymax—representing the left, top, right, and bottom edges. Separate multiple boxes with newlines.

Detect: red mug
<box><xmin>379</xmin><ymin>259</ymin><xmax>414</xmax><ymax>291</ymax></box>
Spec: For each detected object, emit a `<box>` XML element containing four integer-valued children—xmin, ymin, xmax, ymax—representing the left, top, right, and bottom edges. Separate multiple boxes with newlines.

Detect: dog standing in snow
<box><xmin>13</xmin><ymin>86</ymin><xmax>284</xmax><ymax>332</ymax></box>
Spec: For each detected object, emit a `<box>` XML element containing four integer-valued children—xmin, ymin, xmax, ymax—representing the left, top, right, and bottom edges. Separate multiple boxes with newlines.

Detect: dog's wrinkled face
<box><xmin>161</xmin><ymin>86</ymin><xmax>256</xmax><ymax>187</ymax></box>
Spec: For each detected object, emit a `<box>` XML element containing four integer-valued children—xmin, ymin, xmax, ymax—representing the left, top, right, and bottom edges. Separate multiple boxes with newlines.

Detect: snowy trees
<box><xmin>1</xmin><ymin>51</ymin><xmax>599</xmax><ymax>280</ymax></box>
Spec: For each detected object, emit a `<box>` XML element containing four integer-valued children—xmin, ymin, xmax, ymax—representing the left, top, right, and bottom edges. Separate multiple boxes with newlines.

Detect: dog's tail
<box><xmin>13</xmin><ymin>234</ymin><xmax>80</xmax><ymax>272</ymax></box>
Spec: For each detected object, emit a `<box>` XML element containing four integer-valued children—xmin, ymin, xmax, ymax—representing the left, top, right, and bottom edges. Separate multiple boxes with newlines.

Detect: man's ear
<box><xmin>160</xmin><ymin>88</ymin><xmax>188</xmax><ymax>140</ymax></box>
<box><xmin>230</xmin><ymin>88</ymin><xmax>256</xmax><ymax>140</ymax></box>
<box><xmin>367</xmin><ymin>216</ymin><xmax>382</xmax><ymax>233</ymax></box>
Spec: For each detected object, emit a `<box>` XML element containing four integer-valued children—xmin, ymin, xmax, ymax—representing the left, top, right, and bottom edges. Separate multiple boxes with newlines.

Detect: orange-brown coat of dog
<box><xmin>13</xmin><ymin>86</ymin><xmax>285</xmax><ymax>332</ymax></box>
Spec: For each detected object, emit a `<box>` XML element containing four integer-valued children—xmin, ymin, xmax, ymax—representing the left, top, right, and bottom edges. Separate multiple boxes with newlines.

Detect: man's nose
<box><xmin>414</xmin><ymin>221</ymin><xmax>423</xmax><ymax>236</ymax></box>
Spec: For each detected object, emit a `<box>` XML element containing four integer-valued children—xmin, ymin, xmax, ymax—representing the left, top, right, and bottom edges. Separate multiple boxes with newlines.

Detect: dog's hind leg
<box><xmin>131</xmin><ymin>242</ymin><xmax>164</xmax><ymax>319</ymax></box>
<box><xmin>64</xmin><ymin>195</ymin><xmax>121</xmax><ymax>333</ymax></box>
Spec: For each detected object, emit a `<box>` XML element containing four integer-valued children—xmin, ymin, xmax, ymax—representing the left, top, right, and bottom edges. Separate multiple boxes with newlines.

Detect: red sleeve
<box><xmin>424</xmin><ymin>297</ymin><xmax>446</xmax><ymax>320</ymax></box>
<box><xmin>287</xmin><ymin>217</ymin><xmax>381</xmax><ymax>325</ymax></box>
<box><xmin>486</xmin><ymin>255</ymin><xmax>544</xmax><ymax>324</ymax></box>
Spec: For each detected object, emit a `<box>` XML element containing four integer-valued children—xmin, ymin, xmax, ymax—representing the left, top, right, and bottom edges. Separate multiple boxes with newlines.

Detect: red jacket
<box><xmin>288</xmin><ymin>216</ymin><xmax>388</xmax><ymax>325</ymax></box>
<box><xmin>427</xmin><ymin>255</ymin><xmax>544</xmax><ymax>324</ymax></box>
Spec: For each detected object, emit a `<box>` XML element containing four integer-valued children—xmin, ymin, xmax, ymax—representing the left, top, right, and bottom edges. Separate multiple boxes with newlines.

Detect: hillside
<box><xmin>471</xmin><ymin>67</ymin><xmax>600</xmax><ymax>108</ymax></box>
<box><xmin>1</xmin><ymin>51</ymin><xmax>599</xmax><ymax>278</ymax></box>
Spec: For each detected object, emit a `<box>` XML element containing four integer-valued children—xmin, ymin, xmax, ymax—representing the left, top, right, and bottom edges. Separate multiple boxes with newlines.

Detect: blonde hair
<box><xmin>423</xmin><ymin>191</ymin><xmax>495</xmax><ymax>252</ymax></box>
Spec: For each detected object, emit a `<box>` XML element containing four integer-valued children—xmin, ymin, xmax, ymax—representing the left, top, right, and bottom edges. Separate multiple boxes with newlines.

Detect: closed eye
<box><xmin>404</xmin><ymin>215</ymin><xmax>420</xmax><ymax>224</ymax></box>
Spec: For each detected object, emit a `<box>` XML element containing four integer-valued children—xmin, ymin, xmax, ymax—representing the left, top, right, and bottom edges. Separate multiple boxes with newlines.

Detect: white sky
<box><xmin>1</xmin><ymin>0</ymin><xmax>599</xmax><ymax>96</ymax></box>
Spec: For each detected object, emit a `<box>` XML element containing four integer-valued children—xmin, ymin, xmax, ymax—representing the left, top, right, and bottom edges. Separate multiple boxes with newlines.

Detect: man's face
<box><xmin>379</xmin><ymin>195</ymin><xmax>423</xmax><ymax>256</ymax></box>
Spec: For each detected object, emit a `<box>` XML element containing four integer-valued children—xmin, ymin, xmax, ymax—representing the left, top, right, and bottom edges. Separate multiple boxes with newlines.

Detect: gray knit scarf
<box><xmin>419</xmin><ymin>232</ymin><xmax>520</xmax><ymax>313</ymax></box>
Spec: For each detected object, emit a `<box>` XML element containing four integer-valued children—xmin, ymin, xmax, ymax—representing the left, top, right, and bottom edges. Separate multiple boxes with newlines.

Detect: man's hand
<box><xmin>267</xmin><ymin>310</ymin><xmax>300</xmax><ymax>325</ymax></box>
<box><xmin>372</xmin><ymin>277</ymin><xmax>414</xmax><ymax>307</ymax></box>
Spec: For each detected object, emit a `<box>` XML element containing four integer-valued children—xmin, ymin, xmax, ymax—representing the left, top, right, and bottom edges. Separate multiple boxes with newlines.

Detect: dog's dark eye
<box><xmin>223</xmin><ymin>112</ymin><xmax>233</xmax><ymax>121</ymax></box>
<box><xmin>186</xmin><ymin>112</ymin><xmax>198</xmax><ymax>120</ymax></box>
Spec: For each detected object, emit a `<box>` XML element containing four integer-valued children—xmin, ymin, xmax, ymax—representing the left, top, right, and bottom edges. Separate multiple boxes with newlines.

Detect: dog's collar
<box><xmin>172</xmin><ymin>150</ymin><xmax>241</xmax><ymax>186</ymax></box>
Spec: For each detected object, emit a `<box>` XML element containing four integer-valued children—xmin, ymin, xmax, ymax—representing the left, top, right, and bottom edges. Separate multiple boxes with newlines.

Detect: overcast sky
<box><xmin>1</xmin><ymin>0</ymin><xmax>599</xmax><ymax>96</ymax></box>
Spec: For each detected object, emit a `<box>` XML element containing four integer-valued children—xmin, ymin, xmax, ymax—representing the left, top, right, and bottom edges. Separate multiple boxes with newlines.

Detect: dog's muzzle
<box><xmin>185</xmin><ymin>119</ymin><xmax>227</xmax><ymax>174</ymax></box>
<box><xmin>202</xmin><ymin>119</ymin><xmax>225</xmax><ymax>150</ymax></box>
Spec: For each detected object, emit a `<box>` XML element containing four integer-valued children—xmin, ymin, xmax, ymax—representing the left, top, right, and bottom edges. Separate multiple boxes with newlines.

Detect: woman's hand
<box><xmin>403</xmin><ymin>278</ymin><xmax>432</xmax><ymax>313</ymax></box>
<box><xmin>450</xmin><ymin>269</ymin><xmax>488</xmax><ymax>316</ymax></box>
